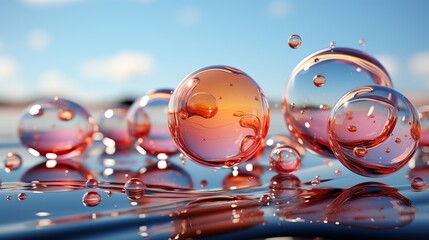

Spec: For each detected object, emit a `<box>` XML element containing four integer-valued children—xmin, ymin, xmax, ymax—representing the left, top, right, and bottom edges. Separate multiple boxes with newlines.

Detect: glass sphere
<box><xmin>98</xmin><ymin>106</ymin><xmax>132</xmax><ymax>149</ymax></box>
<box><xmin>128</xmin><ymin>89</ymin><xmax>178</xmax><ymax>156</ymax></box>
<box><xmin>283</xmin><ymin>48</ymin><xmax>393</xmax><ymax>157</ymax></box>
<box><xmin>18</xmin><ymin>97</ymin><xmax>95</xmax><ymax>160</ymax></box>
<box><xmin>168</xmin><ymin>65</ymin><xmax>270</xmax><ymax>168</ymax></box>
<box><xmin>329</xmin><ymin>85</ymin><xmax>420</xmax><ymax>177</ymax></box>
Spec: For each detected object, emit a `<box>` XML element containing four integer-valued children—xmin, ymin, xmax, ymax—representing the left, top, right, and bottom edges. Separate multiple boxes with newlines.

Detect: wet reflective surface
<box><xmin>1</xmin><ymin>108</ymin><xmax>429</xmax><ymax>239</ymax></box>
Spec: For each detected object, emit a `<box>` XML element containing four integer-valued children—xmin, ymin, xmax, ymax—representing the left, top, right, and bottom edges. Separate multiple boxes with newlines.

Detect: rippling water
<box><xmin>1</xmin><ymin>108</ymin><xmax>429</xmax><ymax>239</ymax></box>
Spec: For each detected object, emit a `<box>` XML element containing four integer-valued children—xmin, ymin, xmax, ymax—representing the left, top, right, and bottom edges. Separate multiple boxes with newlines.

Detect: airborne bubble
<box><xmin>288</xmin><ymin>34</ymin><xmax>302</xmax><ymax>49</ymax></box>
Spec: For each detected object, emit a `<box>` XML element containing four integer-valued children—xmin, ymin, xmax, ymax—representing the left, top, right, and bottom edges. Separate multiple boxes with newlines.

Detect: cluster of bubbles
<box><xmin>11</xmin><ymin>36</ymin><xmax>426</xmax><ymax>186</ymax></box>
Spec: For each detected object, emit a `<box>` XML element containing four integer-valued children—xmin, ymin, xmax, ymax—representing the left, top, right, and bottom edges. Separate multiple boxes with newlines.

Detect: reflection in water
<box><xmin>275</xmin><ymin>182</ymin><xmax>415</xmax><ymax>230</ymax></box>
<box><xmin>21</xmin><ymin>160</ymin><xmax>93</xmax><ymax>182</ymax></box>
<box><xmin>222</xmin><ymin>169</ymin><xmax>261</xmax><ymax>190</ymax></box>
<box><xmin>269</xmin><ymin>173</ymin><xmax>302</xmax><ymax>199</ymax></box>
<box><xmin>171</xmin><ymin>196</ymin><xmax>264</xmax><ymax>239</ymax></box>
<box><xmin>138</xmin><ymin>161</ymin><xmax>193</xmax><ymax>189</ymax></box>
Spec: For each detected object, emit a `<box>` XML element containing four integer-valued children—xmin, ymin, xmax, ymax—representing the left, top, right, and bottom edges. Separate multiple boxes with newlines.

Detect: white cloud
<box><xmin>0</xmin><ymin>56</ymin><xmax>18</xmax><ymax>80</ymax></box>
<box><xmin>375</xmin><ymin>54</ymin><xmax>400</xmax><ymax>79</ymax></box>
<box><xmin>38</xmin><ymin>70</ymin><xmax>86</xmax><ymax>99</ymax></box>
<box><xmin>177</xmin><ymin>6</ymin><xmax>201</xmax><ymax>26</ymax></box>
<box><xmin>22</xmin><ymin>0</ymin><xmax>82</xmax><ymax>7</ymax></box>
<box><xmin>27</xmin><ymin>30</ymin><xmax>51</xmax><ymax>51</ymax></box>
<box><xmin>81</xmin><ymin>51</ymin><xmax>154</xmax><ymax>81</ymax></box>
<box><xmin>409</xmin><ymin>52</ymin><xmax>429</xmax><ymax>77</ymax></box>
<box><xmin>267</xmin><ymin>0</ymin><xmax>291</xmax><ymax>19</ymax></box>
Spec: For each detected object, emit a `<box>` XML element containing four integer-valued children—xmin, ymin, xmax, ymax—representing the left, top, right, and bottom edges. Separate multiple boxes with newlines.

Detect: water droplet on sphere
<box><xmin>288</xmin><ymin>34</ymin><xmax>302</xmax><ymax>49</ymax></box>
<box><xmin>330</xmin><ymin>42</ymin><xmax>336</xmax><ymax>49</ymax></box>
<box><xmin>187</xmin><ymin>92</ymin><xmax>218</xmax><ymax>119</ymax></box>
<box><xmin>313</xmin><ymin>74</ymin><xmax>326</xmax><ymax>87</ymax></box>
<box><xmin>395</xmin><ymin>138</ymin><xmax>401</xmax><ymax>143</ymax></box>
<box><xmin>353</xmin><ymin>146</ymin><xmax>367</xmax><ymax>158</ymax></box>
<box><xmin>124</xmin><ymin>178</ymin><xmax>146</xmax><ymax>200</ymax></box>
<box><xmin>58</xmin><ymin>109</ymin><xmax>74</xmax><ymax>121</ymax></box>
<box><xmin>347</xmin><ymin>125</ymin><xmax>357</xmax><ymax>132</ymax></box>
<box><xmin>259</xmin><ymin>194</ymin><xmax>272</xmax><ymax>206</ymax></box>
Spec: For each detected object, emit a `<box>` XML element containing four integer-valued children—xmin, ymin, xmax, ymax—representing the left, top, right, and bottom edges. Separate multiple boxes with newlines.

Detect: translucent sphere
<box><xmin>98</xmin><ymin>106</ymin><xmax>132</xmax><ymax>149</ymax></box>
<box><xmin>82</xmin><ymin>191</ymin><xmax>102</xmax><ymax>207</ymax></box>
<box><xmin>269</xmin><ymin>144</ymin><xmax>302</xmax><ymax>173</ymax></box>
<box><xmin>128</xmin><ymin>89</ymin><xmax>178</xmax><ymax>156</ymax></box>
<box><xmin>411</xmin><ymin>177</ymin><xmax>425</xmax><ymax>190</ymax></box>
<box><xmin>417</xmin><ymin>105</ymin><xmax>429</xmax><ymax>147</ymax></box>
<box><xmin>124</xmin><ymin>178</ymin><xmax>146</xmax><ymax>200</ymax></box>
<box><xmin>138</xmin><ymin>162</ymin><xmax>193</xmax><ymax>189</ymax></box>
<box><xmin>4</xmin><ymin>152</ymin><xmax>23</xmax><ymax>171</ymax></box>
<box><xmin>168</xmin><ymin>65</ymin><xmax>270</xmax><ymax>168</ymax></box>
<box><xmin>283</xmin><ymin>48</ymin><xmax>393</xmax><ymax>157</ymax></box>
<box><xmin>85</xmin><ymin>178</ymin><xmax>99</xmax><ymax>188</ymax></box>
<box><xmin>329</xmin><ymin>85</ymin><xmax>420</xmax><ymax>177</ymax></box>
<box><xmin>288</xmin><ymin>34</ymin><xmax>302</xmax><ymax>49</ymax></box>
<box><xmin>18</xmin><ymin>97</ymin><xmax>95</xmax><ymax>160</ymax></box>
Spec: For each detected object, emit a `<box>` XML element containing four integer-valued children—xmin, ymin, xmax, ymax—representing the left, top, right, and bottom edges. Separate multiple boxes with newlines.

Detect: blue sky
<box><xmin>0</xmin><ymin>0</ymin><xmax>429</xmax><ymax>105</ymax></box>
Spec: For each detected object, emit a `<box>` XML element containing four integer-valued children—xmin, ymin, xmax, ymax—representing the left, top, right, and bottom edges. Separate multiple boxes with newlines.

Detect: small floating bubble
<box><xmin>200</xmin><ymin>179</ymin><xmax>208</xmax><ymax>188</ymax></box>
<box><xmin>269</xmin><ymin>144</ymin><xmax>302</xmax><ymax>173</ymax></box>
<box><xmin>187</xmin><ymin>92</ymin><xmax>218</xmax><ymax>119</ymax></box>
<box><xmin>335</xmin><ymin>169</ymin><xmax>342</xmax><ymax>176</ymax></box>
<box><xmin>18</xmin><ymin>193</ymin><xmax>27</xmax><ymax>201</ymax></box>
<box><xmin>358</xmin><ymin>39</ymin><xmax>366</xmax><ymax>46</ymax></box>
<box><xmin>259</xmin><ymin>194</ymin><xmax>272</xmax><ymax>206</ymax></box>
<box><xmin>6</xmin><ymin>196</ymin><xmax>12</xmax><ymax>200</ymax></box>
<box><xmin>313</xmin><ymin>74</ymin><xmax>326</xmax><ymax>87</ymax></box>
<box><xmin>411</xmin><ymin>177</ymin><xmax>425</xmax><ymax>190</ymax></box>
<box><xmin>124</xmin><ymin>178</ymin><xmax>146</xmax><ymax>200</ymax></box>
<box><xmin>82</xmin><ymin>192</ymin><xmax>102</xmax><ymax>207</ymax></box>
<box><xmin>330</xmin><ymin>42</ymin><xmax>336</xmax><ymax>48</ymax></box>
<box><xmin>288</xmin><ymin>34</ymin><xmax>302</xmax><ymax>49</ymax></box>
<box><xmin>85</xmin><ymin>179</ymin><xmax>99</xmax><ymax>189</ymax></box>
<box><xmin>4</xmin><ymin>152</ymin><xmax>22</xmax><ymax>171</ymax></box>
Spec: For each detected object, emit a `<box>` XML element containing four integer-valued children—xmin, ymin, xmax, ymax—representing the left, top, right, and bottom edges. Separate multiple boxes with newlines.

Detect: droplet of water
<box><xmin>4</xmin><ymin>152</ymin><xmax>22</xmax><ymax>171</ymax></box>
<box><xmin>395</xmin><ymin>138</ymin><xmax>401</xmax><ymax>144</ymax></box>
<box><xmin>358</xmin><ymin>39</ymin><xmax>366</xmax><ymax>46</ymax></box>
<box><xmin>124</xmin><ymin>178</ymin><xmax>146</xmax><ymax>200</ymax></box>
<box><xmin>18</xmin><ymin>193</ymin><xmax>27</xmax><ymax>201</ymax></box>
<box><xmin>269</xmin><ymin>144</ymin><xmax>302</xmax><ymax>173</ymax></box>
<box><xmin>347</xmin><ymin>125</ymin><xmax>357</xmax><ymax>132</ymax></box>
<box><xmin>330</xmin><ymin>42</ymin><xmax>336</xmax><ymax>49</ymax></box>
<box><xmin>335</xmin><ymin>169</ymin><xmax>342</xmax><ymax>176</ymax></box>
<box><xmin>58</xmin><ymin>109</ymin><xmax>74</xmax><ymax>121</ymax></box>
<box><xmin>85</xmin><ymin>179</ymin><xmax>99</xmax><ymax>188</ymax></box>
<box><xmin>168</xmin><ymin>65</ymin><xmax>269</xmax><ymax>168</ymax></box>
<box><xmin>187</xmin><ymin>92</ymin><xmax>218</xmax><ymax>119</ymax></box>
<box><xmin>385</xmin><ymin>148</ymin><xmax>391</xmax><ymax>153</ymax></box>
<box><xmin>259</xmin><ymin>194</ymin><xmax>272</xmax><ymax>206</ymax></box>
<box><xmin>411</xmin><ymin>177</ymin><xmax>425</xmax><ymax>190</ymax></box>
<box><xmin>313</xmin><ymin>74</ymin><xmax>326</xmax><ymax>87</ymax></box>
<box><xmin>6</xmin><ymin>196</ymin><xmax>12</xmax><ymax>200</ymax></box>
<box><xmin>82</xmin><ymin>191</ymin><xmax>102</xmax><ymax>207</ymax></box>
<box><xmin>288</xmin><ymin>34</ymin><xmax>302</xmax><ymax>49</ymax></box>
<box><xmin>353</xmin><ymin>146</ymin><xmax>368</xmax><ymax>158</ymax></box>
<box><xmin>200</xmin><ymin>179</ymin><xmax>208</xmax><ymax>188</ymax></box>
<box><xmin>18</xmin><ymin>97</ymin><xmax>95</xmax><ymax>160</ymax></box>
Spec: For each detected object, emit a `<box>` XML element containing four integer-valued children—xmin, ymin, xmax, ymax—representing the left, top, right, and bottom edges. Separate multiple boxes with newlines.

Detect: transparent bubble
<box><xmin>313</xmin><ymin>74</ymin><xmax>326</xmax><ymax>87</ymax></box>
<box><xmin>82</xmin><ymin>191</ymin><xmax>102</xmax><ymax>207</ymax></box>
<box><xmin>98</xmin><ymin>106</ymin><xmax>132</xmax><ymax>149</ymax></box>
<box><xmin>200</xmin><ymin>179</ymin><xmax>208</xmax><ymax>188</ymax></box>
<box><xmin>283</xmin><ymin>48</ymin><xmax>393</xmax><ymax>157</ymax></box>
<box><xmin>288</xmin><ymin>34</ymin><xmax>302</xmax><ymax>49</ymax></box>
<box><xmin>358</xmin><ymin>39</ymin><xmax>366</xmax><ymax>47</ymax></box>
<box><xmin>269</xmin><ymin>174</ymin><xmax>301</xmax><ymax>199</ymax></box>
<box><xmin>128</xmin><ymin>89</ymin><xmax>178</xmax><ymax>156</ymax></box>
<box><xmin>265</xmin><ymin>135</ymin><xmax>305</xmax><ymax>156</ymax></box>
<box><xmin>259</xmin><ymin>194</ymin><xmax>272</xmax><ymax>206</ymax></box>
<box><xmin>4</xmin><ymin>152</ymin><xmax>22</xmax><ymax>171</ymax></box>
<box><xmin>18</xmin><ymin>193</ymin><xmax>27</xmax><ymax>201</ymax></box>
<box><xmin>85</xmin><ymin>178</ymin><xmax>99</xmax><ymax>188</ymax></box>
<box><xmin>138</xmin><ymin>162</ymin><xmax>193</xmax><ymax>189</ymax></box>
<box><xmin>411</xmin><ymin>177</ymin><xmax>425</xmax><ymax>190</ymax></box>
<box><xmin>168</xmin><ymin>65</ymin><xmax>270</xmax><ymax>168</ymax></box>
<box><xmin>335</xmin><ymin>169</ymin><xmax>342</xmax><ymax>176</ymax></box>
<box><xmin>329</xmin><ymin>85</ymin><xmax>420</xmax><ymax>177</ymax></box>
<box><xmin>330</xmin><ymin>42</ymin><xmax>336</xmax><ymax>49</ymax></box>
<box><xmin>124</xmin><ymin>178</ymin><xmax>146</xmax><ymax>200</ymax></box>
<box><xmin>18</xmin><ymin>97</ymin><xmax>95</xmax><ymax>160</ymax></box>
<box><xmin>417</xmin><ymin>105</ymin><xmax>429</xmax><ymax>147</ymax></box>
<box><xmin>269</xmin><ymin>144</ymin><xmax>302</xmax><ymax>173</ymax></box>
